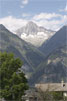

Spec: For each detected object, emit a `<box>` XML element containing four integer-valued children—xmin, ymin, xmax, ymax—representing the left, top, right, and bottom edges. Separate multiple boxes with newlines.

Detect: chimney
<box><xmin>61</xmin><ymin>79</ymin><xmax>65</xmax><ymax>87</ymax></box>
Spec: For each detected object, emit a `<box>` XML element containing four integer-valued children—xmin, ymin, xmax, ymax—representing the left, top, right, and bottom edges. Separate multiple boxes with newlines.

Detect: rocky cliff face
<box><xmin>29</xmin><ymin>45</ymin><xmax>67</xmax><ymax>85</ymax></box>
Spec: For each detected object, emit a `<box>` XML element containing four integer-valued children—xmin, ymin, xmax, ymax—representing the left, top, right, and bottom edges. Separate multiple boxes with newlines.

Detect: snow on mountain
<box><xmin>15</xmin><ymin>21</ymin><xmax>55</xmax><ymax>47</ymax></box>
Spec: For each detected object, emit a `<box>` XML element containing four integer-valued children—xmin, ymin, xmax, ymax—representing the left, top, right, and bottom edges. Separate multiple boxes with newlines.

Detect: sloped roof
<box><xmin>35</xmin><ymin>83</ymin><xmax>67</xmax><ymax>91</ymax></box>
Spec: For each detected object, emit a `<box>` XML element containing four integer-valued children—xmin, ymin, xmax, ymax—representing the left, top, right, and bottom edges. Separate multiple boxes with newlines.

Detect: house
<box><xmin>22</xmin><ymin>80</ymin><xmax>67</xmax><ymax>101</ymax></box>
<box><xmin>35</xmin><ymin>80</ymin><xmax>67</xmax><ymax>98</ymax></box>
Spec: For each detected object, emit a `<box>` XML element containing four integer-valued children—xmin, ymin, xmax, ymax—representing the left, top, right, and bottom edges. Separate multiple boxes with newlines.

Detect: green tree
<box><xmin>37</xmin><ymin>88</ymin><xmax>53</xmax><ymax>101</ymax></box>
<box><xmin>52</xmin><ymin>91</ymin><xmax>63</xmax><ymax>100</ymax></box>
<box><xmin>0</xmin><ymin>52</ymin><xmax>28</xmax><ymax>101</ymax></box>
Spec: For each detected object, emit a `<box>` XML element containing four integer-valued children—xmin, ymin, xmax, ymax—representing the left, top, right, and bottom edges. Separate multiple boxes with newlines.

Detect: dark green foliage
<box><xmin>52</xmin><ymin>92</ymin><xmax>63</xmax><ymax>100</ymax></box>
<box><xmin>0</xmin><ymin>52</ymin><xmax>28</xmax><ymax>101</ymax></box>
<box><xmin>38</xmin><ymin>90</ymin><xmax>65</xmax><ymax>101</ymax></box>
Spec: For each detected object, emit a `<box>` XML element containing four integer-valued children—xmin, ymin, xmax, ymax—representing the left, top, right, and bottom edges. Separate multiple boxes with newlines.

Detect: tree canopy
<box><xmin>0</xmin><ymin>52</ymin><xmax>28</xmax><ymax>101</ymax></box>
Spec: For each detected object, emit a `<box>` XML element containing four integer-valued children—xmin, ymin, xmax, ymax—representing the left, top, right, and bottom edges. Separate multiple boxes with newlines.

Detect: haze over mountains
<box><xmin>0</xmin><ymin>23</ymin><xmax>67</xmax><ymax>85</ymax></box>
<box><xmin>15</xmin><ymin>21</ymin><xmax>55</xmax><ymax>47</ymax></box>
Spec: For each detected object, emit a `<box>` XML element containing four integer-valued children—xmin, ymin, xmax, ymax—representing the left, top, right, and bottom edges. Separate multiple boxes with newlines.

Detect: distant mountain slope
<box><xmin>29</xmin><ymin>26</ymin><xmax>67</xmax><ymax>85</ymax></box>
<box><xmin>29</xmin><ymin>45</ymin><xmax>67</xmax><ymax>85</ymax></box>
<box><xmin>15</xmin><ymin>21</ymin><xmax>55</xmax><ymax>47</ymax></box>
<box><xmin>0</xmin><ymin>24</ymin><xmax>45</xmax><ymax>78</ymax></box>
<box><xmin>39</xmin><ymin>25</ymin><xmax>67</xmax><ymax>56</ymax></box>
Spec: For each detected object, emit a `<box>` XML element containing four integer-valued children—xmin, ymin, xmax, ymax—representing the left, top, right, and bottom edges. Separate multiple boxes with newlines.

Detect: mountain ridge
<box><xmin>0</xmin><ymin>24</ymin><xmax>45</xmax><ymax>78</ymax></box>
<box><xmin>39</xmin><ymin>25</ymin><xmax>67</xmax><ymax>56</ymax></box>
<box><xmin>29</xmin><ymin>26</ymin><xmax>67</xmax><ymax>85</ymax></box>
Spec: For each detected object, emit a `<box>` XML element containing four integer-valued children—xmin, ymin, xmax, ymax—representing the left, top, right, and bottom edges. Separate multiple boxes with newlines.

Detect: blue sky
<box><xmin>0</xmin><ymin>0</ymin><xmax>67</xmax><ymax>31</ymax></box>
<box><xmin>0</xmin><ymin>0</ymin><xmax>67</xmax><ymax>18</ymax></box>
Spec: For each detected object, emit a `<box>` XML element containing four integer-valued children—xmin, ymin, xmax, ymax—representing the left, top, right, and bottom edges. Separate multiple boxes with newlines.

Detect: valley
<box><xmin>0</xmin><ymin>23</ymin><xmax>67</xmax><ymax>85</ymax></box>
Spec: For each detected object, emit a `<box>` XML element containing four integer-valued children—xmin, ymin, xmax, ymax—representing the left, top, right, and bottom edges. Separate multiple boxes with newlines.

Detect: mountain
<box><xmin>15</xmin><ymin>21</ymin><xmax>55</xmax><ymax>47</ymax></box>
<box><xmin>39</xmin><ymin>25</ymin><xmax>67</xmax><ymax>56</ymax></box>
<box><xmin>29</xmin><ymin>26</ymin><xmax>67</xmax><ymax>85</ymax></box>
<box><xmin>0</xmin><ymin>24</ymin><xmax>8</xmax><ymax>30</ymax></box>
<box><xmin>0</xmin><ymin>24</ymin><xmax>45</xmax><ymax>78</ymax></box>
<box><xmin>29</xmin><ymin>46</ymin><xmax>67</xmax><ymax>85</ymax></box>
<box><xmin>0</xmin><ymin>24</ymin><xmax>66</xmax><ymax>85</ymax></box>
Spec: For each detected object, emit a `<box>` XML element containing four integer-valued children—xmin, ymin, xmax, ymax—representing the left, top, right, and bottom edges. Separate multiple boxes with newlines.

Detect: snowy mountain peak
<box><xmin>26</xmin><ymin>21</ymin><xmax>38</xmax><ymax>27</ymax></box>
<box><xmin>24</xmin><ymin>21</ymin><xmax>38</xmax><ymax>35</ymax></box>
<box><xmin>15</xmin><ymin>21</ymin><xmax>55</xmax><ymax>47</ymax></box>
